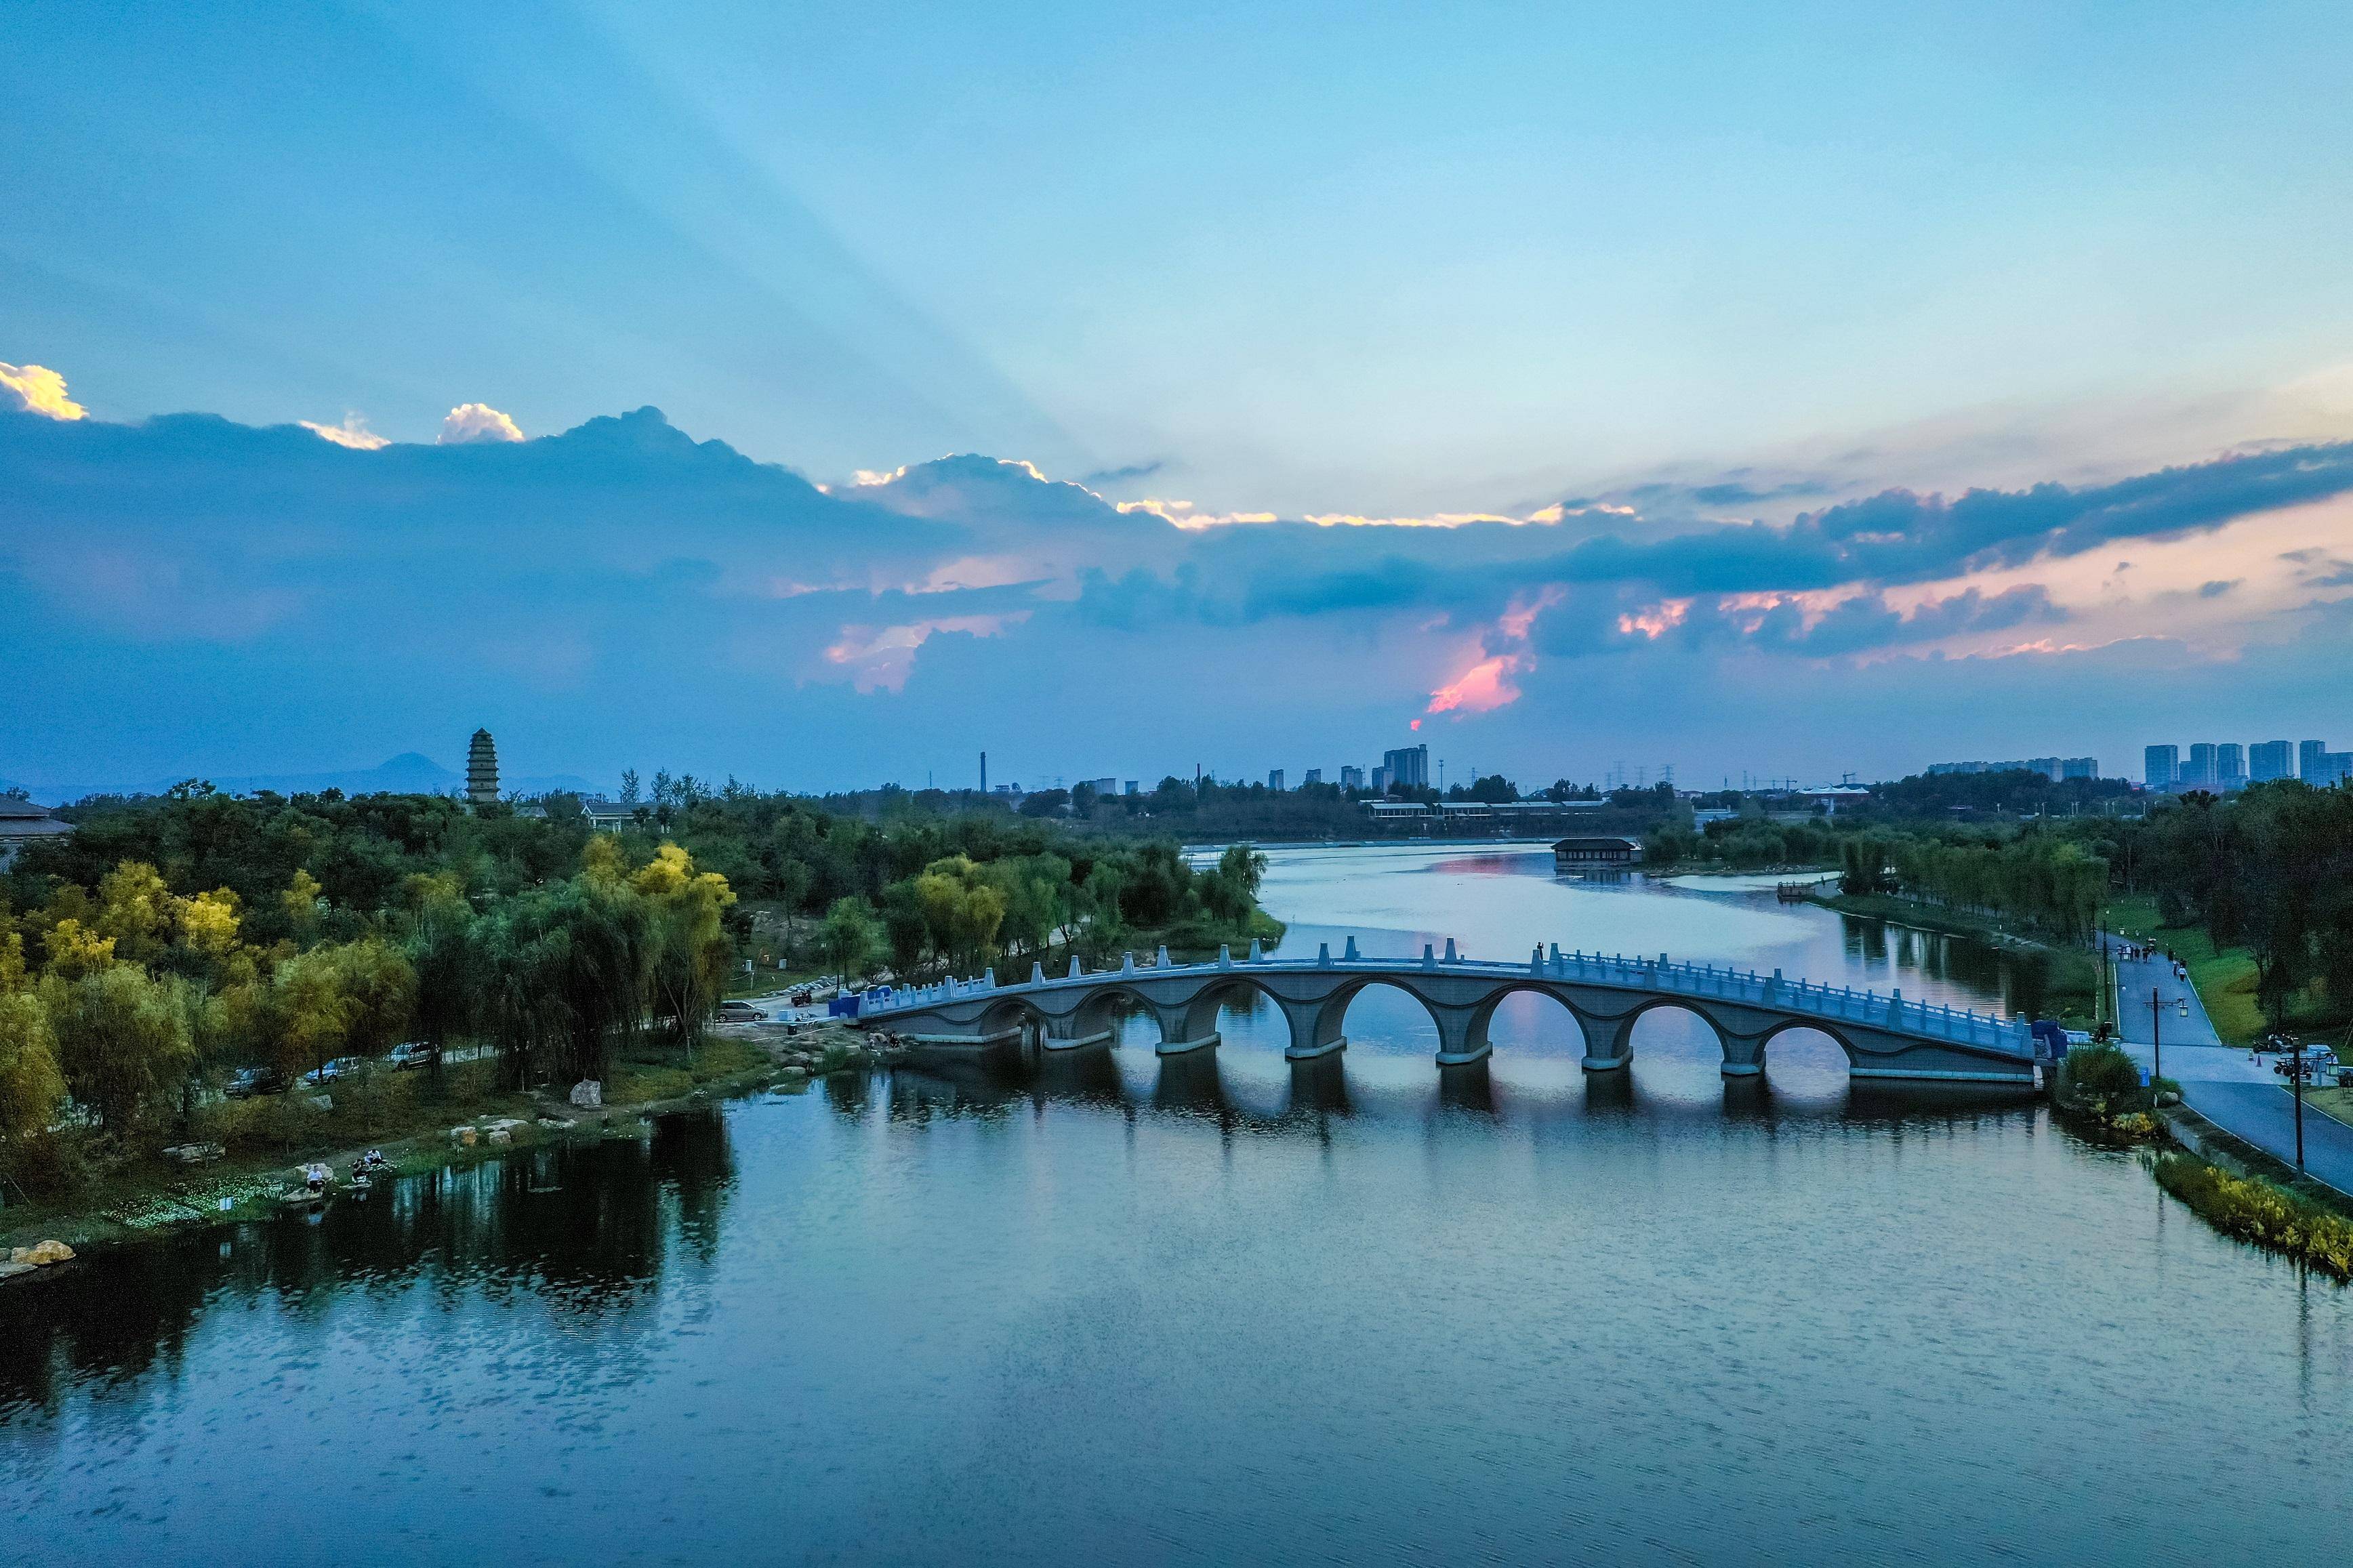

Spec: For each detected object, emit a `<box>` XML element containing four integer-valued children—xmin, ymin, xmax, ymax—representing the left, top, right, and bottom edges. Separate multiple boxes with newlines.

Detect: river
<box><xmin>3</xmin><ymin>843</ymin><xmax>2348</xmax><ymax>1564</ymax></box>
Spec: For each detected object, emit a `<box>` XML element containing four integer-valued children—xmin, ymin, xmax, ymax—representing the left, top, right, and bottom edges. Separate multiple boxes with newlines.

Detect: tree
<box><xmin>45</xmin><ymin>966</ymin><xmax>195</xmax><ymax>1137</ymax></box>
<box><xmin>281</xmin><ymin>868</ymin><xmax>325</xmax><ymax>940</ymax></box>
<box><xmin>634</xmin><ymin>843</ymin><xmax>738</xmax><ymax>1048</ymax></box>
<box><xmin>819</xmin><ymin>896</ymin><xmax>886</xmax><ymax>985</ymax></box>
<box><xmin>0</xmin><ymin>989</ymin><xmax>65</xmax><ymax>1188</ymax></box>
<box><xmin>912</xmin><ymin>857</ymin><xmax>1007</xmax><ymax>972</ymax></box>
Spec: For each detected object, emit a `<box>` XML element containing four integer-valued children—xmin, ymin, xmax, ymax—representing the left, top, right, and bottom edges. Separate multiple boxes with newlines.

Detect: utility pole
<box><xmin>981</xmin><ymin>751</ymin><xmax>987</xmax><ymax>794</ymax></box>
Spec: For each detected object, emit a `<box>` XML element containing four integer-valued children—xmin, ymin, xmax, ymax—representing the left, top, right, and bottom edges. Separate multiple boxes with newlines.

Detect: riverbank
<box><xmin>1807</xmin><ymin>889</ymin><xmax>2101</xmax><ymax>1026</ymax></box>
<box><xmin>0</xmin><ymin>1020</ymin><xmax>885</xmax><ymax>1260</ymax></box>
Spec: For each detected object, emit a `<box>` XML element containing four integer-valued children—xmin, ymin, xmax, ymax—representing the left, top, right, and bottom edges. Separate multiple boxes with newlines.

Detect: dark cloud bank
<box><xmin>3</xmin><ymin>406</ymin><xmax>2348</xmax><ymax>790</ymax></box>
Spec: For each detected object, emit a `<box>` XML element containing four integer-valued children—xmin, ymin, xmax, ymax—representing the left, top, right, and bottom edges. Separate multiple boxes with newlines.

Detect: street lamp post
<box><xmin>2286</xmin><ymin>1041</ymin><xmax>2308</xmax><ymax>1172</ymax></box>
<box><xmin>2148</xmin><ymin>985</ymin><xmax>2188</xmax><ymax>1093</ymax></box>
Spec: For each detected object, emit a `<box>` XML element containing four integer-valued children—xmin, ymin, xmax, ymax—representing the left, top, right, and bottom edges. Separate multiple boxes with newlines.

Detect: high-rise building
<box><xmin>1370</xmin><ymin>765</ymin><xmax>1391</xmax><ymax>793</ymax></box>
<box><xmin>2302</xmin><ymin>740</ymin><xmax>2330</xmax><ymax>780</ymax></box>
<box><xmin>2145</xmin><ymin>745</ymin><xmax>2178</xmax><ymax>789</ymax></box>
<box><xmin>2217</xmin><ymin>743</ymin><xmax>2246</xmax><ymax>791</ymax></box>
<box><xmin>1340</xmin><ymin>765</ymin><xmax>1366</xmax><ymax>791</ymax></box>
<box><xmin>2061</xmin><ymin>757</ymin><xmax>2099</xmax><ymax>780</ymax></box>
<box><xmin>1303</xmin><ymin>768</ymin><xmax>1323</xmax><ymax>787</ymax></box>
<box><xmin>1086</xmin><ymin>777</ymin><xmax>1118</xmax><ymax>796</ymax></box>
<box><xmin>2179</xmin><ymin>743</ymin><xmax>2217</xmax><ymax>791</ymax></box>
<box><xmin>1381</xmin><ymin>744</ymin><xmax>1429</xmax><ymax>790</ymax></box>
<box><xmin>2250</xmin><ymin>741</ymin><xmax>2294</xmax><ymax>783</ymax></box>
<box><xmin>466</xmin><ymin>728</ymin><xmax>499</xmax><ymax>807</ymax></box>
<box><xmin>1268</xmin><ymin>769</ymin><xmax>1286</xmax><ymax>791</ymax></box>
<box><xmin>1124</xmin><ymin>781</ymin><xmax>1139</xmax><ymax>796</ymax></box>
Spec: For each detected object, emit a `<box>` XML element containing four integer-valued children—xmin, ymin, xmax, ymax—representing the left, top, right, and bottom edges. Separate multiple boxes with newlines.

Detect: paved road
<box><xmin>2110</xmin><ymin>945</ymin><xmax>2353</xmax><ymax>1198</ymax></box>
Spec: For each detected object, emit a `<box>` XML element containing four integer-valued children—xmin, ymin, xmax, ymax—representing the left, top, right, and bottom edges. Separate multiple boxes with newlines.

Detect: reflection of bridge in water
<box><xmin>857</xmin><ymin>937</ymin><xmax>2047</xmax><ymax>1086</ymax></box>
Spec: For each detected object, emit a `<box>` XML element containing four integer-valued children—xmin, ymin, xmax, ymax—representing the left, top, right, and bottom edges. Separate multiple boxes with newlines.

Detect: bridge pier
<box><xmin>1574</xmin><ymin>1006</ymin><xmax>1639</xmax><ymax>1073</ymax></box>
<box><xmin>1431</xmin><ymin>1004</ymin><xmax>1489</xmax><ymax>1067</ymax></box>
<box><xmin>1282</xmin><ymin>996</ymin><xmax>1346</xmax><ymax>1060</ymax></box>
<box><xmin>1041</xmin><ymin>1024</ymin><xmax>1115</xmax><ymax>1051</ymax></box>
<box><xmin>1715</xmin><ymin>1027</ymin><xmax>1769</xmax><ymax>1078</ymax></box>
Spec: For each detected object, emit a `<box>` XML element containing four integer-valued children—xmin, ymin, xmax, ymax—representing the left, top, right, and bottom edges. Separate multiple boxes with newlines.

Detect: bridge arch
<box><xmin>1463</xmin><ymin>983</ymin><xmax>1587</xmax><ymax>1060</ymax></box>
<box><xmin>1750</xmin><ymin>1016</ymin><xmax>1860</xmax><ymax>1081</ymax></box>
<box><xmin>1174</xmin><ymin>974</ymin><xmax>1290</xmax><ymax>1048</ymax></box>
<box><xmin>1607</xmin><ymin>995</ymin><xmax>1755</xmax><ymax>1077</ymax></box>
<box><xmin>1317</xmin><ymin>976</ymin><xmax>1448</xmax><ymax>1059</ymax></box>
<box><xmin>1068</xmin><ymin>983</ymin><xmax>1158</xmax><ymax>1045</ymax></box>
<box><xmin>974</xmin><ymin>996</ymin><xmax>1050</xmax><ymax>1045</ymax></box>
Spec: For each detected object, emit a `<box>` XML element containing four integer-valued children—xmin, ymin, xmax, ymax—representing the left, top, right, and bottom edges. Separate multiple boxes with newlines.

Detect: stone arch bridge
<box><xmin>853</xmin><ymin>938</ymin><xmax>2045</xmax><ymax>1086</ymax></box>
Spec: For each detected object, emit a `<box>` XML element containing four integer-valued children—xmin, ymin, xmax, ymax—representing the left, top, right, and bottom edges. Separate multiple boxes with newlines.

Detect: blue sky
<box><xmin>6</xmin><ymin>3</ymin><xmax>2353</xmax><ymax>794</ymax></box>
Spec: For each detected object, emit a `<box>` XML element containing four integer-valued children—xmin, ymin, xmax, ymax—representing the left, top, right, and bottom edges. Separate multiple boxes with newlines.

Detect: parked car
<box><xmin>225</xmin><ymin>1065</ymin><xmax>288</xmax><ymax>1099</ymax></box>
<box><xmin>716</xmin><ymin>1000</ymin><xmax>766</xmax><ymax>1023</ymax></box>
<box><xmin>301</xmin><ymin>1056</ymin><xmax>363</xmax><ymax>1086</ymax></box>
<box><xmin>386</xmin><ymin>1041</ymin><xmax>441</xmax><ymax>1070</ymax></box>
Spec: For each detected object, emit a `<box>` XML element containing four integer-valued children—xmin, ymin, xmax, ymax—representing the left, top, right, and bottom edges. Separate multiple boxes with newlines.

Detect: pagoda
<box><xmin>466</xmin><ymin>729</ymin><xmax>500</xmax><ymax>808</ymax></box>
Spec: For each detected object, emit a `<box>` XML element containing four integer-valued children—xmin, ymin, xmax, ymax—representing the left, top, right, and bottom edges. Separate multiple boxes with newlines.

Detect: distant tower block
<box><xmin>466</xmin><ymin>729</ymin><xmax>500</xmax><ymax>806</ymax></box>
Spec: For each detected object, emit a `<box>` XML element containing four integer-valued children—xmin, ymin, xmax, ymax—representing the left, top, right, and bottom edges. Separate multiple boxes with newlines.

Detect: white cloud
<box><xmin>0</xmin><ymin>361</ymin><xmax>86</xmax><ymax>421</ymax></box>
<box><xmin>299</xmin><ymin>413</ymin><xmax>391</xmax><ymax>451</ymax></box>
<box><xmin>438</xmin><ymin>403</ymin><xmax>524</xmax><ymax>445</ymax></box>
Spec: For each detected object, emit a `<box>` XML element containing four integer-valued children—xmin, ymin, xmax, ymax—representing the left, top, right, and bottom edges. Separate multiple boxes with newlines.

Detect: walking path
<box><xmin>2109</xmin><ymin>945</ymin><xmax>2353</xmax><ymax>1199</ymax></box>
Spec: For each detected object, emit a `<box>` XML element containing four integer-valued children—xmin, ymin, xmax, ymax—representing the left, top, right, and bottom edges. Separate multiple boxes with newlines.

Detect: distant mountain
<box><xmin>16</xmin><ymin>754</ymin><xmax>601</xmax><ymax>806</ymax></box>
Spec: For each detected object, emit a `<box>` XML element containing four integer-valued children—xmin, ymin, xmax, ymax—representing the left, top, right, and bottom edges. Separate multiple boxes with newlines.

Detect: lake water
<box><xmin>5</xmin><ymin>843</ymin><xmax>2348</xmax><ymax>1565</ymax></box>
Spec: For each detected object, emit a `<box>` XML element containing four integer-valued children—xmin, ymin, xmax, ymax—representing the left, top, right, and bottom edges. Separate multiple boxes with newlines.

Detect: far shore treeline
<box><xmin>0</xmin><ymin>782</ymin><xmax>1274</xmax><ymax>1200</ymax></box>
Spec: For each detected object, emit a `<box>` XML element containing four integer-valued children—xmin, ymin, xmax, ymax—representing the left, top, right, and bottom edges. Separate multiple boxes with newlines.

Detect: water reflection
<box><xmin>0</xmin><ymin>1109</ymin><xmax>736</xmax><ymax>1422</ymax></box>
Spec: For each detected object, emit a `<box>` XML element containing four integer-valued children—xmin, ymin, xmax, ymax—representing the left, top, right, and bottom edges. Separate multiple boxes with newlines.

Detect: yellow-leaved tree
<box><xmin>95</xmin><ymin>861</ymin><xmax>178</xmax><ymax>964</ymax></box>
<box><xmin>632</xmin><ymin>842</ymin><xmax>737</xmax><ymax>1048</ymax></box>
<box><xmin>177</xmin><ymin>887</ymin><xmax>243</xmax><ymax>962</ymax></box>
<box><xmin>43</xmin><ymin>918</ymin><xmax>118</xmax><ymax>981</ymax></box>
<box><xmin>914</xmin><ymin>857</ymin><xmax>1006</xmax><ymax>973</ymax></box>
<box><xmin>281</xmin><ymin>869</ymin><xmax>325</xmax><ymax>940</ymax></box>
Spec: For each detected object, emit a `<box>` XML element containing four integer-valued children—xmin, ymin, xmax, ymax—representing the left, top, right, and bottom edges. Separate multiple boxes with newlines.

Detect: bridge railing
<box><xmin>857</xmin><ymin>941</ymin><xmax>2034</xmax><ymax>1056</ymax></box>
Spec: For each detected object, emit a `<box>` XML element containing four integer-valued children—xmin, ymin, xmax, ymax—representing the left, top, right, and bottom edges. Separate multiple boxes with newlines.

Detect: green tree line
<box><xmin>0</xmin><ymin>785</ymin><xmax>1273</xmax><ymax>1197</ymax></box>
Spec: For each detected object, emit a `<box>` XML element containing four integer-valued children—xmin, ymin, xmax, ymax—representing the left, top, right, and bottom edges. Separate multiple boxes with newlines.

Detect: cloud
<box><xmin>823</xmin><ymin>612</ymin><xmax>1027</xmax><ymax>693</ymax></box>
<box><xmin>439</xmin><ymin>403</ymin><xmax>525</xmax><ymax>445</ymax></box>
<box><xmin>1080</xmin><ymin>460</ymin><xmax>1163</xmax><ymax>486</ymax></box>
<box><xmin>0</xmin><ymin>361</ymin><xmax>86</xmax><ymax>421</ymax></box>
<box><xmin>1427</xmin><ymin>653</ymin><xmax>1530</xmax><ymax>715</ymax></box>
<box><xmin>299</xmin><ymin>413</ymin><xmax>391</xmax><ymax>451</ymax></box>
<box><xmin>2197</xmin><ymin>578</ymin><xmax>2240</xmax><ymax>598</ymax></box>
<box><xmin>5</xmin><ymin>395</ymin><xmax>2349</xmax><ymax>791</ymax></box>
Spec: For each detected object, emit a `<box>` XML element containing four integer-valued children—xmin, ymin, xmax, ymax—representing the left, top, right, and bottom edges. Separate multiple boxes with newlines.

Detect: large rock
<box><xmin>569</xmin><ymin>1079</ymin><xmax>603</xmax><ymax>1109</ymax></box>
<box><xmin>9</xmin><ymin>1240</ymin><xmax>74</xmax><ymax>1266</ymax></box>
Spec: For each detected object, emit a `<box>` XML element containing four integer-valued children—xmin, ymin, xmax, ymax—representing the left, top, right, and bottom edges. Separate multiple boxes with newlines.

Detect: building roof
<box><xmin>0</xmin><ymin>798</ymin><xmax>54</xmax><ymax>821</ymax></box>
<box><xmin>0</xmin><ymin>810</ymin><xmax>73</xmax><ymax>838</ymax></box>
<box><xmin>1553</xmin><ymin>835</ymin><xmax>1642</xmax><ymax>850</ymax></box>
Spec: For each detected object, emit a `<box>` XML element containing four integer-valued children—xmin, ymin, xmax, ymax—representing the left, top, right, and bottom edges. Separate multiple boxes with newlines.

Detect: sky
<box><xmin>5</xmin><ymin>2</ymin><xmax>2353</xmax><ymax>797</ymax></box>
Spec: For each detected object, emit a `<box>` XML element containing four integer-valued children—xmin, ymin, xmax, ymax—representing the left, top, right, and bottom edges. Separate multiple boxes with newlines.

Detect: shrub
<box><xmin>2153</xmin><ymin>1153</ymin><xmax>2353</xmax><ymax>1279</ymax></box>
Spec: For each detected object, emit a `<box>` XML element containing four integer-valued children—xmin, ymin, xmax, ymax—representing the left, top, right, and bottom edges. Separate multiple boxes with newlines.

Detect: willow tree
<box><xmin>632</xmin><ymin>843</ymin><xmax>737</xmax><ymax>1050</ymax></box>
